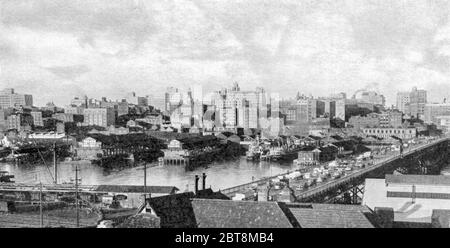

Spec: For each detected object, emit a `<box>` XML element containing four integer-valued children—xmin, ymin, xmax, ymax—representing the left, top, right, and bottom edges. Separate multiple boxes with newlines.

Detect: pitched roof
<box><xmin>288</xmin><ymin>207</ymin><xmax>374</xmax><ymax>228</ymax></box>
<box><xmin>146</xmin><ymin>192</ymin><xmax>197</xmax><ymax>228</ymax></box>
<box><xmin>94</xmin><ymin>185</ymin><xmax>179</xmax><ymax>194</ymax></box>
<box><xmin>190</xmin><ymin>199</ymin><xmax>293</xmax><ymax>228</ymax></box>
<box><xmin>386</xmin><ymin>174</ymin><xmax>450</xmax><ymax>186</ymax></box>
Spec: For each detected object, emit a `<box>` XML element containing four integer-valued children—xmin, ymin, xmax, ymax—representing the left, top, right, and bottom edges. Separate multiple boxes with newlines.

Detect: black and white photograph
<box><xmin>1</xmin><ymin>0</ymin><xmax>450</xmax><ymax>236</ymax></box>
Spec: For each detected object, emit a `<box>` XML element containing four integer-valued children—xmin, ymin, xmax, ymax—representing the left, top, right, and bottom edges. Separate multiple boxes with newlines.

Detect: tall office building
<box><xmin>208</xmin><ymin>83</ymin><xmax>266</xmax><ymax>131</ymax></box>
<box><xmin>70</xmin><ymin>96</ymin><xmax>88</xmax><ymax>108</ymax></box>
<box><xmin>396</xmin><ymin>92</ymin><xmax>410</xmax><ymax>113</ymax></box>
<box><xmin>0</xmin><ymin>88</ymin><xmax>33</xmax><ymax>108</ymax></box>
<box><xmin>359</xmin><ymin>91</ymin><xmax>385</xmax><ymax>106</ymax></box>
<box><xmin>30</xmin><ymin>111</ymin><xmax>44</xmax><ymax>127</ymax></box>
<box><xmin>409</xmin><ymin>87</ymin><xmax>427</xmax><ymax>119</ymax></box>
<box><xmin>396</xmin><ymin>87</ymin><xmax>427</xmax><ymax>119</ymax></box>
<box><xmin>6</xmin><ymin>114</ymin><xmax>33</xmax><ymax>131</ymax></box>
<box><xmin>83</xmin><ymin>108</ymin><xmax>115</xmax><ymax>127</ymax></box>
<box><xmin>148</xmin><ymin>93</ymin><xmax>167</xmax><ymax>112</ymax></box>
<box><xmin>424</xmin><ymin>102</ymin><xmax>450</xmax><ymax>124</ymax></box>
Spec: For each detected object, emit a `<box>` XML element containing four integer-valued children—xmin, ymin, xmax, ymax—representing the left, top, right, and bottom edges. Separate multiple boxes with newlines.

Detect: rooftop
<box><xmin>287</xmin><ymin>207</ymin><xmax>374</xmax><ymax>228</ymax></box>
<box><xmin>386</xmin><ymin>174</ymin><xmax>450</xmax><ymax>186</ymax></box>
<box><xmin>93</xmin><ymin>185</ymin><xmax>179</xmax><ymax>194</ymax></box>
<box><xmin>191</xmin><ymin>199</ymin><xmax>293</xmax><ymax>228</ymax></box>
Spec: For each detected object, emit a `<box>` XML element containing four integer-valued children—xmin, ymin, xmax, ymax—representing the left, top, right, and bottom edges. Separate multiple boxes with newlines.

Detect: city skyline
<box><xmin>2</xmin><ymin>0</ymin><xmax>450</xmax><ymax>107</ymax></box>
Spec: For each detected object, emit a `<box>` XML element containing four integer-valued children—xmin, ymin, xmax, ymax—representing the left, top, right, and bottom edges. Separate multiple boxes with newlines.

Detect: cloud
<box><xmin>1</xmin><ymin>0</ymin><xmax>450</xmax><ymax>106</ymax></box>
<box><xmin>44</xmin><ymin>65</ymin><xmax>90</xmax><ymax>80</ymax></box>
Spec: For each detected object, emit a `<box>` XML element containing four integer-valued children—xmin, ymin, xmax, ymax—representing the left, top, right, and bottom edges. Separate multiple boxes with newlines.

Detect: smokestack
<box><xmin>194</xmin><ymin>175</ymin><xmax>199</xmax><ymax>195</ymax></box>
<box><xmin>202</xmin><ymin>173</ymin><xmax>207</xmax><ymax>190</ymax></box>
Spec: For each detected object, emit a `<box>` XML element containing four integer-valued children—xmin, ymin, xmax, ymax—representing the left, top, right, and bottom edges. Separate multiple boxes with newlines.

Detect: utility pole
<box><xmin>74</xmin><ymin>165</ymin><xmax>80</xmax><ymax>228</ymax></box>
<box><xmin>144</xmin><ymin>163</ymin><xmax>147</xmax><ymax>200</ymax></box>
<box><xmin>53</xmin><ymin>142</ymin><xmax>57</xmax><ymax>185</ymax></box>
<box><xmin>39</xmin><ymin>181</ymin><xmax>43</xmax><ymax>228</ymax></box>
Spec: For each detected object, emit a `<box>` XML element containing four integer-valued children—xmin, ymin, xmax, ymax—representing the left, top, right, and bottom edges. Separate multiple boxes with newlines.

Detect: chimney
<box><xmin>194</xmin><ymin>175</ymin><xmax>199</xmax><ymax>195</ymax></box>
<box><xmin>202</xmin><ymin>173</ymin><xmax>207</xmax><ymax>190</ymax></box>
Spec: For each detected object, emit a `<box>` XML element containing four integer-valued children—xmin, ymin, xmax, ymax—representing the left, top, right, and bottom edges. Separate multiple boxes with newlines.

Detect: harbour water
<box><xmin>0</xmin><ymin>157</ymin><xmax>297</xmax><ymax>191</ymax></box>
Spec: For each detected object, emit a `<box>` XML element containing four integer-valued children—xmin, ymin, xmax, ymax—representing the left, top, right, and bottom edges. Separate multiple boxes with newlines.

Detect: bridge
<box><xmin>221</xmin><ymin>137</ymin><xmax>450</xmax><ymax>204</ymax></box>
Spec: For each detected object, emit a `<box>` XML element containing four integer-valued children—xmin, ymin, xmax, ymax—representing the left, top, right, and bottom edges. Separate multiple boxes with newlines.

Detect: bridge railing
<box><xmin>295</xmin><ymin>137</ymin><xmax>449</xmax><ymax>200</ymax></box>
<box><xmin>222</xmin><ymin>137</ymin><xmax>449</xmax><ymax>198</ymax></box>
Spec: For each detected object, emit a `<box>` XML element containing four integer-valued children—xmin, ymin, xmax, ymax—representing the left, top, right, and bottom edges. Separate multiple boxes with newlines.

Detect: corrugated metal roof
<box><xmin>289</xmin><ymin>208</ymin><xmax>374</xmax><ymax>228</ymax></box>
<box><xmin>386</xmin><ymin>175</ymin><xmax>450</xmax><ymax>186</ymax></box>
<box><xmin>191</xmin><ymin>199</ymin><xmax>293</xmax><ymax>228</ymax></box>
<box><xmin>94</xmin><ymin>185</ymin><xmax>179</xmax><ymax>194</ymax></box>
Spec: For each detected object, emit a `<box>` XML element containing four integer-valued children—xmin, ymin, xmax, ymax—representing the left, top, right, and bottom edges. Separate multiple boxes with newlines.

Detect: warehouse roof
<box><xmin>288</xmin><ymin>207</ymin><xmax>374</xmax><ymax>228</ymax></box>
<box><xmin>386</xmin><ymin>174</ymin><xmax>450</xmax><ymax>186</ymax></box>
<box><xmin>94</xmin><ymin>185</ymin><xmax>179</xmax><ymax>194</ymax></box>
<box><xmin>191</xmin><ymin>199</ymin><xmax>293</xmax><ymax>228</ymax></box>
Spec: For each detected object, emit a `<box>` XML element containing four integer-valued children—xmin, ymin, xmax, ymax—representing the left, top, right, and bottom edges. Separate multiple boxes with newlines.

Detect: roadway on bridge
<box><xmin>222</xmin><ymin>137</ymin><xmax>449</xmax><ymax>200</ymax></box>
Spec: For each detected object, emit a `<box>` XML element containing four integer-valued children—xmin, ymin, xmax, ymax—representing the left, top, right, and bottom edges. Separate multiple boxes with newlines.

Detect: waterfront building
<box><xmin>0</xmin><ymin>88</ymin><xmax>33</xmax><ymax>108</ymax></box>
<box><xmin>296</xmin><ymin>145</ymin><xmax>339</xmax><ymax>165</ymax></box>
<box><xmin>362</xmin><ymin>127</ymin><xmax>417</xmax><ymax>139</ymax></box>
<box><xmin>83</xmin><ymin>108</ymin><xmax>115</xmax><ymax>127</ymax></box>
<box><xmin>162</xmin><ymin>136</ymin><xmax>220</xmax><ymax>165</ymax></box>
<box><xmin>349</xmin><ymin>111</ymin><xmax>403</xmax><ymax>130</ymax></box>
<box><xmin>363</xmin><ymin>175</ymin><xmax>450</xmax><ymax>225</ymax></box>
<box><xmin>76</xmin><ymin>137</ymin><xmax>103</xmax><ymax>160</ymax></box>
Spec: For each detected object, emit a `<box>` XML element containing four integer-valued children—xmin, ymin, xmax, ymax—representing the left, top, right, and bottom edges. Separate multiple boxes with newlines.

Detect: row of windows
<box><xmin>387</xmin><ymin>191</ymin><xmax>450</xmax><ymax>200</ymax></box>
<box><xmin>365</xmin><ymin>129</ymin><xmax>413</xmax><ymax>134</ymax></box>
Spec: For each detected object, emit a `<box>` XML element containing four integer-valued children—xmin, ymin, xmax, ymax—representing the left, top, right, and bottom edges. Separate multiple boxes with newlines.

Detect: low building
<box><xmin>296</xmin><ymin>145</ymin><xmax>339</xmax><ymax>165</ymax></box>
<box><xmin>76</xmin><ymin>137</ymin><xmax>103</xmax><ymax>160</ymax></box>
<box><xmin>363</xmin><ymin>175</ymin><xmax>450</xmax><ymax>225</ymax></box>
<box><xmin>139</xmin><ymin>194</ymin><xmax>293</xmax><ymax>228</ymax></box>
<box><xmin>162</xmin><ymin>136</ymin><xmax>220</xmax><ymax>164</ymax></box>
<box><xmin>348</xmin><ymin>113</ymin><xmax>380</xmax><ymax>130</ymax></box>
<box><xmin>362</xmin><ymin>127</ymin><xmax>417</xmax><ymax>139</ymax></box>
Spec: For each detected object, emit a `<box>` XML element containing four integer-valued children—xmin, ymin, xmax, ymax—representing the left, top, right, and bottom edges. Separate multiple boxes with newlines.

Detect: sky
<box><xmin>1</xmin><ymin>0</ymin><xmax>450</xmax><ymax>107</ymax></box>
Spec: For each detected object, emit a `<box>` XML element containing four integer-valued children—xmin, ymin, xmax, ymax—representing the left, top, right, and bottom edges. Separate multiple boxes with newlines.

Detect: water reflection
<box><xmin>0</xmin><ymin>157</ymin><xmax>296</xmax><ymax>191</ymax></box>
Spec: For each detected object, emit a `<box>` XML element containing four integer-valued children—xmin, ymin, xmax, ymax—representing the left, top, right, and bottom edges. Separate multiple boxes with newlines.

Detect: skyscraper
<box><xmin>396</xmin><ymin>87</ymin><xmax>427</xmax><ymax>119</ymax></box>
<box><xmin>0</xmin><ymin>88</ymin><xmax>33</xmax><ymax>108</ymax></box>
